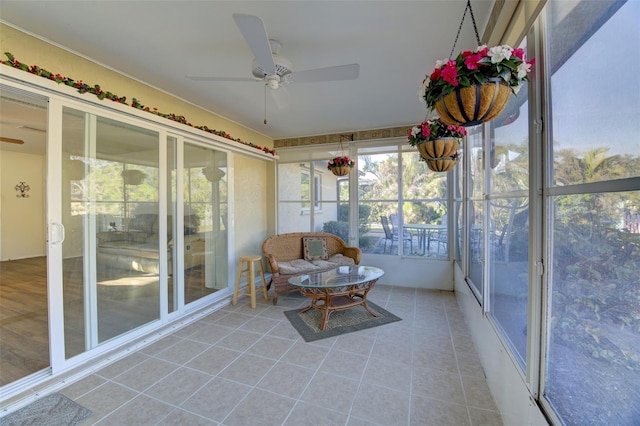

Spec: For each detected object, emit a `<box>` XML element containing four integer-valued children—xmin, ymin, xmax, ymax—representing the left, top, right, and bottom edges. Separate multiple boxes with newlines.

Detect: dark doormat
<box><xmin>284</xmin><ymin>301</ymin><xmax>401</xmax><ymax>342</ymax></box>
<box><xmin>1</xmin><ymin>393</ymin><xmax>92</xmax><ymax>426</ymax></box>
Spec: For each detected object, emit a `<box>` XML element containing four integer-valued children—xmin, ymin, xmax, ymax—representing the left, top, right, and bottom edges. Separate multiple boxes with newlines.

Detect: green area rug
<box><xmin>284</xmin><ymin>301</ymin><xmax>401</xmax><ymax>342</ymax></box>
<box><xmin>1</xmin><ymin>393</ymin><xmax>92</xmax><ymax>426</ymax></box>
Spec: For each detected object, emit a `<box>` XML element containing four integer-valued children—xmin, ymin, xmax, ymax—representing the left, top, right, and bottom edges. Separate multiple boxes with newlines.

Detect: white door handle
<box><xmin>50</xmin><ymin>222</ymin><xmax>65</xmax><ymax>245</ymax></box>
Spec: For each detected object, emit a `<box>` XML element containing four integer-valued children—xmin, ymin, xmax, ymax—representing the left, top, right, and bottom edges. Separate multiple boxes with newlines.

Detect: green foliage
<box><xmin>338</xmin><ymin>204</ymin><xmax>371</xmax><ymax>223</ymax></box>
<box><xmin>322</xmin><ymin>220</ymin><xmax>370</xmax><ymax>245</ymax></box>
<box><xmin>549</xmin><ymin>146</ymin><xmax>640</xmax><ymax>371</ymax></box>
<box><xmin>322</xmin><ymin>221</ymin><xmax>349</xmax><ymax>242</ymax></box>
<box><xmin>553</xmin><ymin>223</ymin><xmax>640</xmax><ymax>371</ymax></box>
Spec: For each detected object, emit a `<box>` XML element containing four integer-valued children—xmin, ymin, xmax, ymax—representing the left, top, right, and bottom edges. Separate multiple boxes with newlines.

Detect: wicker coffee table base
<box><xmin>297</xmin><ymin>280</ymin><xmax>380</xmax><ymax>331</ymax></box>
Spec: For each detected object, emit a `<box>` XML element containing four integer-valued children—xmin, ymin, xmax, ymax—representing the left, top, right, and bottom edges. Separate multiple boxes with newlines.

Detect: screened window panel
<box><xmin>546</xmin><ymin>191</ymin><xmax>640</xmax><ymax>424</ymax></box>
<box><xmin>544</xmin><ymin>1</ymin><xmax>640</xmax><ymax>424</ymax></box>
<box><xmin>549</xmin><ymin>0</ymin><xmax>640</xmax><ymax>186</ymax></box>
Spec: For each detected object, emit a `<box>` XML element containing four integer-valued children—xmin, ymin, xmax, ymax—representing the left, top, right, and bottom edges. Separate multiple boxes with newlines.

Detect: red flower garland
<box><xmin>1</xmin><ymin>52</ymin><xmax>275</xmax><ymax>156</ymax></box>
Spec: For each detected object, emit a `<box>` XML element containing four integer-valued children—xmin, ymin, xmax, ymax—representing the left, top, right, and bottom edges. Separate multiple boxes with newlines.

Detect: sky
<box><xmin>498</xmin><ymin>0</ymin><xmax>640</xmax><ymax>159</ymax></box>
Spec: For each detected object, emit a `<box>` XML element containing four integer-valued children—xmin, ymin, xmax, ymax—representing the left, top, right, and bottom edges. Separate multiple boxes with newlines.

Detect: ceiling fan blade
<box><xmin>232</xmin><ymin>13</ymin><xmax>276</xmax><ymax>76</ymax></box>
<box><xmin>0</xmin><ymin>136</ymin><xmax>24</xmax><ymax>144</ymax></box>
<box><xmin>186</xmin><ymin>76</ymin><xmax>261</xmax><ymax>82</ymax></box>
<box><xmin>288</xmin><ymin>63</ymin><xmax>360</xmax><ymax>83</ymax></box>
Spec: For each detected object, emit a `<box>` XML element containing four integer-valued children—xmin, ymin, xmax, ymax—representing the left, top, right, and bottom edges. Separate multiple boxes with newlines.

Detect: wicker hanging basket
<box><xmin>434</xmin><ymin>78</ymin><xmax>511</xmax><ymax>127</ymax></box>
<box><xmin>416</xmin><ymin>137</ymin><xmax>459</xmax><ymax>160</ymax></box>
<box><xmin>426</xmin><ymin>158</ymin><xmax>457</xmax><ymax>172</ymax></box>
<box><xmin>121</xmin><ymin>169</ymin><xmax>146</xmax><ymax>185</ymax></box>
<box><xmin>415</xmin><ymin>137</ymin><xmax>459</xmax><ymax>172</ymax></box>
<box><xmin>330</xmin><ymin>166</ymin><xmax>351</xmax><ymax>176</ymax></box>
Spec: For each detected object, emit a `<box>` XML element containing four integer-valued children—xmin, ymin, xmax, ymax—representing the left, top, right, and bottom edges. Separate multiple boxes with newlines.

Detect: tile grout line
<box><xmin>443</xmin><ymin>293</ymin><xmax>474</xmax><ymax>426</ymax></box>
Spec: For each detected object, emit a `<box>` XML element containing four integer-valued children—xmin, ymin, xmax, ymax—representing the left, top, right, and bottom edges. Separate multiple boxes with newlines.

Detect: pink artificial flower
<box><xmin>441</xmin><ymin>61</ymin><xmax>459</xmax><ymax>86</ymax></box>
<box><xmin>476</xmin><ymin>46</ymin><xmax>489</xmax><ymax>57</ymax></box>
<box><xmin>464</xmin><ymin>54</ymin><xmax>482</xmax><ymax>70</ymax></box>
<box><xmin>421</xmin><ymin>122</ymin><xmax>431</xmax><ymax>138</ymax></box>
<box><xmin>513</xmin><ymin>48</ymin><xmax>526</xmax><ymax>60</ymax></box>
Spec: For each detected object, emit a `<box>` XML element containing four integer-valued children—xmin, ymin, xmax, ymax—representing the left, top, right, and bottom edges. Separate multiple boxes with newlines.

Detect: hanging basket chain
<box><xmin>449</xmin><ymin>0</ymin><xmax>482</xmax><ymax>60</ymax></box>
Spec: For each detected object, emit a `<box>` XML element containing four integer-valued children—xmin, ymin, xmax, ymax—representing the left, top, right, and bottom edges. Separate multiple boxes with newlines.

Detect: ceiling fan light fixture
<box><xmin>266</xmin><ymin>75</ymin><xmax>280</xmax><ymax>89</ymax></box>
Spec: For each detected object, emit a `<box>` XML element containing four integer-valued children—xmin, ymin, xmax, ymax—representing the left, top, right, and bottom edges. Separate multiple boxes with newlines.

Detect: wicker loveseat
<box><xmin>262</xmin><ymin>232</ymin><xmax>362</xmax><ymax>304</ymax></box>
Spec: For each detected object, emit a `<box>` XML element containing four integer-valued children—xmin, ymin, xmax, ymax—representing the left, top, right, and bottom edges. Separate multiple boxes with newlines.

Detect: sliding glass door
<box><xmin>181</xmin><ymin>142</ymin><xmax>228</xmax><ymax>304</ymax></box>
<box><xmin>0</xmin><ymin>86</ymin><xmax>49</xmax><ymax>386</ymax></box>
<box><xmin>0</xmin><ymin>80</ymin><xmax>234</xmax><ymax>398</ymax></box>
<box><xmin>61</xmin><ymin>106</ymin><xmax>161</xmax><ymax>358</ymax></box>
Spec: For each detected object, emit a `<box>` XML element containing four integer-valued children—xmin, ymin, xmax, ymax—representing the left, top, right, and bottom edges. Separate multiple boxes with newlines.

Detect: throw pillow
<box><xmin>303</xmin><ymin>236</ymin><xmax>328</xmax><ymax>261</ymax></box>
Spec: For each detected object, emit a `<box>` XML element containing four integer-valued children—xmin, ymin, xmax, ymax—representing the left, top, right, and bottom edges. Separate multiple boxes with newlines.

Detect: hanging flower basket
<box><xmin>416</xmin><ymin>137</ymin><xmax>460</xmax><ymax>160</ymax></box>
<box><xmin>419</xmin><ymin>45</ymin><xmax>534</xmax><ymax>127</ymax></box>
<box><xmin>426</xmin><ymin>157</ymin><xmax>457</xmax><ymax>172</ymax></box>
<box><xmin>327</xmin><ymin>156</ymin><xmax>355</xmax><ymax>176</ymax></box>
<box><xmin>66</xmin><ymin>158</ymin><xmax>86</xmax><ymax>181</ymax></box>
<box><xmin>121</xmin><ymin>169</ymin><xmax>146</xmax><ymax>185</ymax></box>
<box><xmin>408</xmin><ymin>119</ymin><xmax>464</xmax><ymax>172</ymax></box>
<box><xmin>434</xmin><ymin>78</ymin><xmax>512</xmax><ymax>127</ymax></box>
<box><xmin>417</xmin><ymin>1</ymin><xmax>534</xmax><ymax>127</ymax></box>
<box><xmin>330</xmin><ymin>166</ymin><xmax>351</xmax><ymax>176</ymax></box>
<box><xmin>202</xmin><ymin>166</ymin><xmax>225</xmax><ymax>182</ymax></box>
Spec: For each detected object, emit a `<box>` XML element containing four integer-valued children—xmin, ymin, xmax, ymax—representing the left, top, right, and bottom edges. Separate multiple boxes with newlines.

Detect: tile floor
<box><xmin>60</xmin><ymin>286</ymin><xmax>503</xmax><ymax>425</ymax></box>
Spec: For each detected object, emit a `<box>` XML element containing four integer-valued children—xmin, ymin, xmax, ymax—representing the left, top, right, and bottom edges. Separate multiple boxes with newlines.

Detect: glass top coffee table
<box><xmin>288</xmin><ymin>266</ymin><xmax>384</xmax><ymax>331</ymax></box>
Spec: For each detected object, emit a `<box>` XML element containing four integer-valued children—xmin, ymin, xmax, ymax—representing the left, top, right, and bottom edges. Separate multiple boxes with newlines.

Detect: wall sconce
<box><xmin>15</xmin><ymin>181</ymin><xmax>30</xmax><ymax>198</ymax></box>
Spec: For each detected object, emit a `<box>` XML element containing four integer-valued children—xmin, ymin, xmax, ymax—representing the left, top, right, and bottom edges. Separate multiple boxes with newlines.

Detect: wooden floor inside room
<box><xmin>0</xmin><ymin>256</ymin><xmax>49</xmax><ymax>387</ymax></box>
<box><xmin>0</xmin><ymin>257</ymin><xmax>215</xmax><ymax>388</ymax></box>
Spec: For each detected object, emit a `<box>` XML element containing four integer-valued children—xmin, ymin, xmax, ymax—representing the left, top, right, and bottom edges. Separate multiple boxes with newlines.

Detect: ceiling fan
<box><xmin>186</xmin><ymin>13</ymin><xmax>360</xmax><ymax>90</ymax></box>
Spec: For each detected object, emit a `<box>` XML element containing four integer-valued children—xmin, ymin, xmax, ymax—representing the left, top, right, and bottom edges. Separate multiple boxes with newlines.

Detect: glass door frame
<box><xmin>0</xmin><ymin>81</ymin><xmax>233</xmax><ymax>381</ymax></box>
<box><xmin>0</xmin><ymin>70</ymin><xmax>254</xmax><ymax>402</ymax></box>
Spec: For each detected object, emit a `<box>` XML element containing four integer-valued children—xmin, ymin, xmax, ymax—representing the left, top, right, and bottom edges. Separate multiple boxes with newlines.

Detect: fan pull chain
<box><xmin>263</xmin><ymin>83</ymin><xmax>268</xmax><ymax>125</ymax></box>
<box><xmin>449</xmin><ymin>0</ymin><xmax>482</xmax><ymax>59</ymax></box>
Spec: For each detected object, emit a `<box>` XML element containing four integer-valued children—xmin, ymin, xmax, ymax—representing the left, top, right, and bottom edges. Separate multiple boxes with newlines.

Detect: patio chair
<box><xmin>382</xmin><ymin>215</ymin><xmax>412</xmax><ymax>254</ymax></box>
<box><xmin>428</xmin><ymin>214</ymin><xmax>448</xmax><ymax>256</ymax></box>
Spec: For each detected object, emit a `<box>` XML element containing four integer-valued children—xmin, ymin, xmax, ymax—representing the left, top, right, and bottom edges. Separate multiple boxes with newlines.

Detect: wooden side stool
<box><xmin>233</xmin><ymin>255</ymin><xmax>268</xmax><ymax>308</ymax></box>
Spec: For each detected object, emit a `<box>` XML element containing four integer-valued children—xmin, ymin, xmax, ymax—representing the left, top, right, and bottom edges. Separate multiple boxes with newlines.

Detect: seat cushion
<box><xmin>278</xmin><ymin>259</ymin><xmax>319</xmax><ymax>275</ymax></box>
<box><xmin>98</xmin><ymin>241</ymin><xmax>161</xmax><ymax>260</ymax></box>
<box><xmin>311</xmin><ymin>254</ymin><xmax>356</xmax><ymax>269</ymax></box>
<box><xmin>278</xmin><ymin>254</ymin><xmax>356</xmax><ymax>275</ymax></box>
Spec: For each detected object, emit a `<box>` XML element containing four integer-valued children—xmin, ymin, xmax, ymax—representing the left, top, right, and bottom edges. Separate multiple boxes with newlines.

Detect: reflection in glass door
<box><xmin>182</xmin><ymin>143</ymin><xmax>228</xmax><ymax>303</ymax></box>
<box><xmin>62</xmin><ymin>107</ymin><xmax>161</xmax><ymax>358</ymax></box>
<box><xmin>0</xmin><ymin>87</ymin><xmax>49</xmax><ymax>386</ymax></box>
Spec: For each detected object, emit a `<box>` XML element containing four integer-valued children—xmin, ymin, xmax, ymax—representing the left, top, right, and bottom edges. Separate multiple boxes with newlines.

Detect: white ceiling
<box><xmin>0</xmin><ymin>1</ymin><xmax>494</xmax><ymax>141</ymax></box>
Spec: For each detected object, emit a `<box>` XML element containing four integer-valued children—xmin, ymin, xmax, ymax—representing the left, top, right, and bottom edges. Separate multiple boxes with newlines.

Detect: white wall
<box><xmin>364</xmin><ymin>254</ymin><xmax>453</xmax><ymax>290</ymax></box>
<box><xmin>276</xmin><ymin>163</ymin><xmax>340</xmax><ymax>233</ymax></box>
<box><xmin>0</xmin><ymin>150</ymin><xmax>46</xmax><ymax>260</ymax></box>
<box><xmin>233</xmin><ymin>155</ymin><xmax>269</xmax><ymax>257</ymax></box>
<box><xmin>454</xmin><ymin>265</ymin><xmax>548</xmax><ymax>425</ymax></box>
